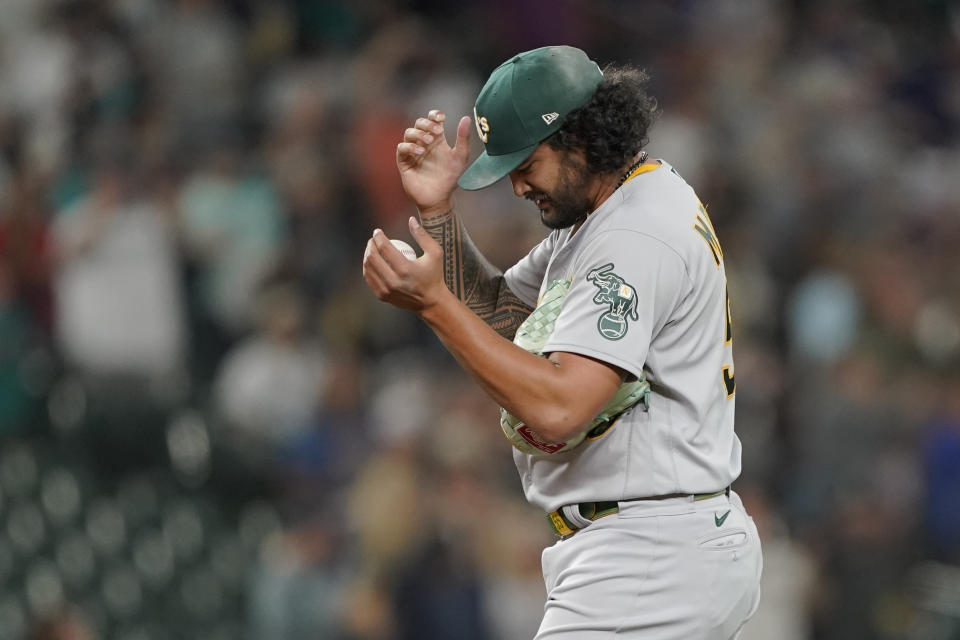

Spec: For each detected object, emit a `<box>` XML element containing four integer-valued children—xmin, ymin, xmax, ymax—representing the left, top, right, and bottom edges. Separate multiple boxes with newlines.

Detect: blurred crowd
<box><xmin>0</xmin><ymin>0</ymin><xmax>959</xmax><ymax>639</ymax></box>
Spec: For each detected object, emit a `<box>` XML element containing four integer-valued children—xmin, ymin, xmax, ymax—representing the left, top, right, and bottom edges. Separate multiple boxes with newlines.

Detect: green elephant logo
<box><xmin>587</xmin><ymin>263</ymin><xmax>638</xmax><ymax>340</ymax></box>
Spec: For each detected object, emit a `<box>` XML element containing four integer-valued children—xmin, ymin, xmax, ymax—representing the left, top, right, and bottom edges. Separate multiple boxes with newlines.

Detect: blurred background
<box><xmin>0</xmin><ymin>0</ymin><xmax>959</xmax><ymax>638</ymax></box>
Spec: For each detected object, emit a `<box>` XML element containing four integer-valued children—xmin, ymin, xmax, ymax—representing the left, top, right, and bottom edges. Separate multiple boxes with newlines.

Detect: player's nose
<box><xmin>508</xmin><ymin>171</ymin><xmax>531</xmax><ymax>198</ymax></box>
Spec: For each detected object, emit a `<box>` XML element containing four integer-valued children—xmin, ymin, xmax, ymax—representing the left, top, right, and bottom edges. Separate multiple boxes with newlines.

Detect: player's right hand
<box><xmin>362</xmin><ymin>216</ymin><xmax>448</xmax><ymax>313</ymax></box>
<box><xmin>396</xmin><ymin>110</ymin><xmax>471</xmax><ymax>217</ymax></box>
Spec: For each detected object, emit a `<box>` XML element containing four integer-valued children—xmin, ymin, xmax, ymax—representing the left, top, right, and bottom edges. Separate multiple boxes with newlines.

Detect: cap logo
<box><xmin>473</xmin><ymin>107</ymin><xmax>490</xmax><ymax>143</ymax></box>
<box><xmin>541</xmin><ymin>112</ymin><xmax>559</xmax><ymax>125</ymax></box>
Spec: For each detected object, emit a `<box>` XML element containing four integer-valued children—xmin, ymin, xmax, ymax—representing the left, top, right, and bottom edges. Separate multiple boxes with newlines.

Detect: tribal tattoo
<box><xmin>422</xmin><ymin>212</ymin><xmax>533</xmax><ymax>339</ymax></box>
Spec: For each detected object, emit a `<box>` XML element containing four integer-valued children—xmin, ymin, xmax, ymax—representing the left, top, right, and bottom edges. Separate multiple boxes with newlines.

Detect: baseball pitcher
<box><xmin>362</xmin><ymin>45</ymin><xmax>762</xmax><ymax>639</ymax></box>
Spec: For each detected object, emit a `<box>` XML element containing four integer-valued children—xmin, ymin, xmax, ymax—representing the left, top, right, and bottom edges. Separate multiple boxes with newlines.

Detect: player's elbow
<box><xmin>526</xmin><ymin>409</ymin><xmax>590</xmax><ymax>445</ymax></box>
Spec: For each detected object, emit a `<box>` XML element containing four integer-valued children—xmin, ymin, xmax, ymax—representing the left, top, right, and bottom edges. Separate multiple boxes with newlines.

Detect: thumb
<box><xmin>452</xmin><ymin>116</ymin><xmax>472</xmax><ymax>165</ymax></box>
<box><xmin>409</xmin><ymin>216</ymin><xmax>441</xmax><ymax>256</ymax></box>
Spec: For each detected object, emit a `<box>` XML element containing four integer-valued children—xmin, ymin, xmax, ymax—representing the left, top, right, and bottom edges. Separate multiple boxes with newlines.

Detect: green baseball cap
<box><xmin>458</xmin><ymin>46</ymin><xmax>604</xmax><ymax>191</ymax></box>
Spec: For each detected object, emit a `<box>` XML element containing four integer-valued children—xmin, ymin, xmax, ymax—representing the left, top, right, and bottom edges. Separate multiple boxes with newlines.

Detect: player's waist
<box><xmin>546</xmin><ymin>487</ymin><xmax>730</xmax><ymax>539</ymax></box>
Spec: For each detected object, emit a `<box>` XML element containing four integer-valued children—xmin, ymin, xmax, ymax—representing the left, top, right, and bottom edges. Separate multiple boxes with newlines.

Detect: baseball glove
<box><xmin>500</xmin><ymin>279</ymin><xmax>650</xmax><ymax>455</ymax></box>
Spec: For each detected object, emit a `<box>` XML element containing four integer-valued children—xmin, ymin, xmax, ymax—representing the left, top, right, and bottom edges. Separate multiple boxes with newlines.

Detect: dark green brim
<box><xmin>457</xmin><ymin>143</ymin><xmax>539</xmax><ymax>191</ymax></box>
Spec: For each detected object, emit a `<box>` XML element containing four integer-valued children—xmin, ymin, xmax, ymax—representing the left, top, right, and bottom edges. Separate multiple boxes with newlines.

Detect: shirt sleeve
<box><xmin>542</xmin><ymin>229</ymin><xmax>690</xmax><ymax>381</ymax></box>
<box><xmin>503</xmin><ymin>231</ymin><xmax>557</xmax><ymax>309</ymax></box>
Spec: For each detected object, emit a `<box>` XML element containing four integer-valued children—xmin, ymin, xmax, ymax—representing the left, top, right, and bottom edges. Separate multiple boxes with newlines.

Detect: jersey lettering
<box><xmin>692</xmin><ymin>203</ymin><xmax>735</xmax><ymax>398</ymax></box>
<box><xmin>693</xmin><ymin>202</ymin><xmax>723</xmax><ymax>267</ymax></box>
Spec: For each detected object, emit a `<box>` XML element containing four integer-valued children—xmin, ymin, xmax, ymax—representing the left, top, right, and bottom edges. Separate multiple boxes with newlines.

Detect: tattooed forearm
<box><xmin>421</xmin><ymin>211</ymin><xmax>532</xmax><ymax>339</ymax></box>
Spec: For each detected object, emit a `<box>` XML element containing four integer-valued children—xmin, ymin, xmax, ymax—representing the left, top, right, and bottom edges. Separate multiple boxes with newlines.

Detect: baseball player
<box><xmin>362</xmin><ymin>46</ymin><xmax>762</xmax><ymax>639</ymax></box>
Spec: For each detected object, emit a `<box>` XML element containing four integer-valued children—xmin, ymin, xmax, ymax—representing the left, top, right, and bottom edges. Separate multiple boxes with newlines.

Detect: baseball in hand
<box><xmin>390</xmin><ymin>239</ymin><xmax>417</xmax><ymax>260</ymax></box>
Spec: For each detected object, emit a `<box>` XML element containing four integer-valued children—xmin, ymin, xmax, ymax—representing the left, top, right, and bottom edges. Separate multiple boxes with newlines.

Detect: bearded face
<box><xmin>524</xmin><ymin>152</ymin><xmax>595</xmax><ymax>230</ymax></box>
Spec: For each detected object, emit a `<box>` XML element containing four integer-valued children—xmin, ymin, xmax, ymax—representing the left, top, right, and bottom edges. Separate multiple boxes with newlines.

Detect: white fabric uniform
<box><xmin>502</xmin><ymin>161</ymin><xmax>762</xmax><ymax>639</ymax></box>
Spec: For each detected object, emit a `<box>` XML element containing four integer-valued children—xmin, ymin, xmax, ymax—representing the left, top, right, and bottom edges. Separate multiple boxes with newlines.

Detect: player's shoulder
<box><xmin>603</xmin><ymin>161</ymin><xmax>702</xmax><ymax>240</ymax></box>
<box><xmin>622</xmin><ymin>159</ymin><xmax>698</xmax><ymax>209</ymax></box>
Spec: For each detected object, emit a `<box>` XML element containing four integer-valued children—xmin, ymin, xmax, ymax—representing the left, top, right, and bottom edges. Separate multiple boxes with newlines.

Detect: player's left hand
<box><xmin>362</xmin><ymin>216</ymin><xmax>450</xmax><ymax>312</ymax></box>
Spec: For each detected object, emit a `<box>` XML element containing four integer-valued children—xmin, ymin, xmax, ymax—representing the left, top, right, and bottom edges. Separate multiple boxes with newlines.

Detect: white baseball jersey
<box><xmin>503</xmin><ymin>160</ymin><xmax>741</xmax><ymax>512</ymax></box>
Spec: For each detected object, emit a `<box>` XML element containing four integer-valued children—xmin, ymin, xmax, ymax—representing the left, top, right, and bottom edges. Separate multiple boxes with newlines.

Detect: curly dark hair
<box><xmin>546</xmin><ymin>65</ymin><xmax>659</xmax><ymax>175</ymax></box>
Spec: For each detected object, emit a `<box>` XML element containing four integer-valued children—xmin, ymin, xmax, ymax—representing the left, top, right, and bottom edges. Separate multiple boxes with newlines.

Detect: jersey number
<box><xmin>722</xmin><ymin>286</ymin><xmax>735</xmax><ymax>398</ymax></box>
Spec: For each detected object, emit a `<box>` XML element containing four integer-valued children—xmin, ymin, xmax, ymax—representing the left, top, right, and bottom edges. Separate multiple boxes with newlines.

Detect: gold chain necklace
<box><xmin>616</xmin><ymin>151</ymin><xmax>649</xmax><ymax>188</ymax></box>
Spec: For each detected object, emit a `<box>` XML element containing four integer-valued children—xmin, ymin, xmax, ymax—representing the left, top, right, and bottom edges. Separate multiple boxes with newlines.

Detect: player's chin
<box><xmin>539</xmin><ymin>207</ymin><xmax>566</xmax><ymax>229</ymax></box>
<box><xmin>540</xmin><ymin>208</ymin><xmax>581</xmax><ymax>230</ymax></box>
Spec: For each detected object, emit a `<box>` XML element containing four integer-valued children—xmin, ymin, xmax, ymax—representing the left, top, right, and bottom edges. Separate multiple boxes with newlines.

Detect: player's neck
<box><xmin>617</xmin><ymin>151</ymin><xmax>649</xmax><ymax>188</ymax></box>
<box><xmin>571</xmin><ymin>153</ymin><xmax>647</xmax><ymax>236</ymax></box>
